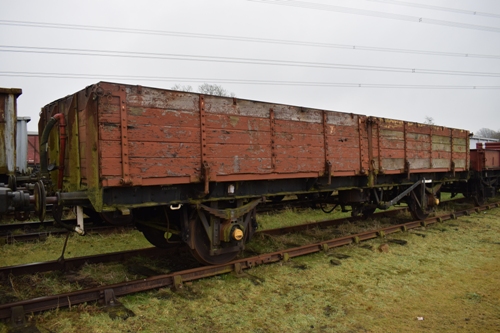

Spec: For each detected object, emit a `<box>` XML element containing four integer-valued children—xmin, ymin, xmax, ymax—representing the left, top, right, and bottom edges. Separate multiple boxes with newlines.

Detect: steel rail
<box><xmin>1</xmin><ymin>201</ymin><xmax>497</xmax><ymax>320</ymax></box>
<box><xmin>0</xmin><ymin>207</ymin><xmax>407</xmax><ymax>278</ymax></box>
<box><xmin>0</xmin><ymin>247</ymin><xmax>179</xmax><ymax>278</ymax></box>
<box><xmin>0</xmin><ymin>224</ymin><xmax>134</xmax><ymax>244</ymax></box>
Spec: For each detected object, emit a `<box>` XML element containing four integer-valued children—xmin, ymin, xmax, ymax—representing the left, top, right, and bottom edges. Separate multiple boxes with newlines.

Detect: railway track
<box><xmin>0</xmin><ymin>221</ymin><xmax>133</xmax><ymax>244</ymax></box>
<box><xmin>0</xmin><ymin>207</ymin><xmax>406</xmax><ymax>278</ymax></box>
<box><xmin>1</xmin><ymin>200</ymin><xmax>497</xmax><ymax>322</ymax></box>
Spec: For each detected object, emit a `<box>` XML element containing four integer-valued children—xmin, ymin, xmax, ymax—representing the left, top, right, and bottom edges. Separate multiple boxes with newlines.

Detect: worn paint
<box><xmin>38</xmin><ymin>82</ymin><xmax>471</xmax><ymax>212</ymax></box>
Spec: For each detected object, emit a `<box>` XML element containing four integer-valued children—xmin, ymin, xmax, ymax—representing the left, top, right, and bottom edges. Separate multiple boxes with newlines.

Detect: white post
<box><xmin>76</xmin><ymin>206</ymin><xmax>84</xmax><ymax>233</ymax></box>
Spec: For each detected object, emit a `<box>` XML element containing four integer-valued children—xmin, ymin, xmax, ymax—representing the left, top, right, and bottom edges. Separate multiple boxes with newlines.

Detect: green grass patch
<box><xmin>1</xmin><ymin>204</ymin><xmax>500</xmax><ymax>332</ymax></box>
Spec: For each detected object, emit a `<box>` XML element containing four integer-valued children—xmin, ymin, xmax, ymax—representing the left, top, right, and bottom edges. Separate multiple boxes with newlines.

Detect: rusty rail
<box><xmin>0</xmin><ymin>247</ymin><xmax>179</xmax><ymax>278</ymax></box>
<box><xmin>1</xmin><ymin>207</ymin><xmax>408</xmax><ymax>277</ymax></box>
<box><xmin>1</xmin><ymin>201</ymin><xmax>497</xmax><ymax>320</ymax></box>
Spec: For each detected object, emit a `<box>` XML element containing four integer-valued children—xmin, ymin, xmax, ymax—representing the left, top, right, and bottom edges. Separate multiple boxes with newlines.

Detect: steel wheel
<box><xmin>189</xmin><ymin>214</ymin><xmax>241</xmax><ymax>265</ymax></box>
<box><xmin>407</xmin><ymin>196</ymin><xmax>430</xmax><ymax>221</ymax></box>
<box><xmin>473</xmin><ymin>182</ymin><xmax>485</xmax><ymax>206</ymax></box>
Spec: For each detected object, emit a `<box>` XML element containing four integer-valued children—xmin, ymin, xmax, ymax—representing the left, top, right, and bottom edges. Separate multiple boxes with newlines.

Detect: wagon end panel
<box><xmin>39</xmin><ymin>90</ymin><xmax>95</xmax><ymax>196</ymax></box>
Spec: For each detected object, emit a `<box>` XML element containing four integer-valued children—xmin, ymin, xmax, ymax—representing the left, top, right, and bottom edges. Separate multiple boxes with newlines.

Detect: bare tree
<box><xmin>171</xmin><ymin>84</ymin><xmax>193</xmax><ymax>92</ymax></box>
<box><xmin>171</xmin><ymin>83</ymin><xmax>236</xmax><ymax>97</ymax></box>
<box><xmin>475</xmin><ymin>128</ymin><xmax>500</xmax><ymax>139</ymax></box>
<box><xmin>198</xmin><ymin>83</ymin><xmax>236</xmax><ymax>97</ymax></box>
<box><xmin>423</xmin><ymin>116</ymin><xmax>435</xmax><ymax>125</ymax></box>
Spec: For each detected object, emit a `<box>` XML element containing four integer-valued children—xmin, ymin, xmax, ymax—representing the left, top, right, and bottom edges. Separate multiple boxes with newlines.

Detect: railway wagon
<box><xmin>470</xmin><ymin>142</ymin><xmax>500</xmax><ymax>199</ymax></box>
<box><xmin>0</xmin><ymin>88</ymin><xmax>22</xmax><ymax>185</ymax></box>
<box><xmin>27</xmin><ymin>132</ymin><xmax>40</xmax><ymax>166</ymax></box>
<box><xmin>37</xmin><ymin>82</ymin><xmax>470</xmax><ymax>264</ymax></box>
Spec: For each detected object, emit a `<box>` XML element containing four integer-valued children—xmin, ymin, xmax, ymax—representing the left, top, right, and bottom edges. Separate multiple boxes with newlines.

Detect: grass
<box><xmin>1</xmin><ymin>200</ymin><xmax>499</xmax><ymax>332</ymax></box>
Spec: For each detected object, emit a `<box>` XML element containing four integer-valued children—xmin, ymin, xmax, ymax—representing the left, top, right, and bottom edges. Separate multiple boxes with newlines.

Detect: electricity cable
<box><xmin>1</xmin><ymin>71</ymin><xmax>499</xmax><ymax>89</ymax></box>
<box><xmin>1</xmin><ymin>45</ymin><xmax>500</xmax><ymax>77</ymax></box>
<box><xmin>1</xmin><ymin>20</ymin><xmax>499</xmax><ymax>59</ymax></box>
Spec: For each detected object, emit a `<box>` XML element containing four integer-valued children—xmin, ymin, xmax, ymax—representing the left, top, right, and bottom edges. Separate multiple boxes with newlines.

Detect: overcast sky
<box><xmin>1</xmin><ymin>0</ymin><xmax>499</xmax><ymax>133</ymax></box>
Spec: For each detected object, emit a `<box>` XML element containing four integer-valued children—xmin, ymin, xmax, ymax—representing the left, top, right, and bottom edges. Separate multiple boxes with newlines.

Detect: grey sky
<box><xmin>1</xmin><ymin>0</ymin><xmax>499</xmax><ymax>133</ymax></box>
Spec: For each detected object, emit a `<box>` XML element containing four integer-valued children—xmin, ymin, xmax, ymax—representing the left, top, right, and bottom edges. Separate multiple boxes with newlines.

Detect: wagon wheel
<box><xmin>351</xmin><ymin>204</ymin><xmax>376</xmax><ymax>219</ymax></box>
<box><xmin>189</xmin><ymin>213</ymin><xmax>241</xmax><ymax>265</ymax></box>
<box><xmin>473</xmin><ymin>182</ymin><xmax>485</xmax><ymax>206</ymax></box>
<box><xmin>360</xmin><ymin>207</ymin><xmax>376</xmax><ymax>219</ymax></box>
<box><xmin>407</xmin><ymin>195</ymin><xmax>430</xmax><ymax>221</ymax></box>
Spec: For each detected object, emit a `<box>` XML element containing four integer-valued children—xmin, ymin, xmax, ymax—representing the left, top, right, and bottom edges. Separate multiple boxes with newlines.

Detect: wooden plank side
<box><xmin>275</xmin><ymin>133</ymin><xmax>324</xmax><ymax>147</ymax></box>
<box><xmin>99</xmin><ymin>123</ymin><xmax>200</xmax><ymax>143</ymax></box>
<box><xmin>276</xmin><ymin>144</ymin><xmax>324</xmax><ymax>160</ymax></box>
<box><xmin>382</xmin><ymin>158</ymin><xmax>405</xmax><ymax>170</ymax></box>
<box><xmin>276</xmin><ymin>157</ymin><xmax>324</xmax><ymax>173</ymax></box>
<box><xmin>206</xmin><ymin>129</ymin><xmax>271</xmax><ymax>145</ymax></box>
<box><xmin>100</xmin><ymin>157</ymin><xmax>199</xmax><ymax>178</ymax></box>
<box><xmin>206</xmin><ymin>113</ymin><xmax>270</xmax><ymax>132</ymax></box>
<box><xmin>274</xmin><ymin>118</ymin><xmax>323</xmax><ymax>135</ymax></box>
<box><xmin>100</xmin><ymin>108</ymin><xmax>200</xmax><ymax>128</ymax></box>
<box><xmin>207</xmin><ymin>143</ymin><xmax>270</xmax><ymax>159</ymax></box>
<box><xmin>100</xmin><ymin>141</ymin><xmax>200</xmax><ymax>159</ymax></box>
<box><xmin>125</xmin><ymin>86</ymin><xmax>199</xmax><ymax>111</ymax></box>
<box><xmin>210</xmin><ymin>157</ymin><xmax>272</xmax><ymax>175</ymax></box>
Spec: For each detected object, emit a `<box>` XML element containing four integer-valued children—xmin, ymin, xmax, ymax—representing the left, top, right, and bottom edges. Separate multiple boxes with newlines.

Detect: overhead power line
<box><xmin>364</xmin><ymin>0</ymin><xmax>500</xmax><ymax>18</ymax></box>
<box><xmin>2</xmin><ymin>45</ymin><xmax>500</xmax><ymax>78</ymax></box>
<box><xmin>1</xmin><ymin>71</ymin><xmax>499</xmax><ymax>89</ymax></box>
<box><xmin>248</xmin><ymin>0</ymin><xmax>500</xmax><ymax>33</ymax></box>
<box><xmin>0</xmin><ymin>20</ymin><xmax>499</xmax><ymax>59</ymax></box>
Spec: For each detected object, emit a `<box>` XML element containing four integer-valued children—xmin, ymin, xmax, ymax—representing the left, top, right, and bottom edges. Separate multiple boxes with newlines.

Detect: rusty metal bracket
<box><xmin>116</xmin><ymin>87</ymin><xmax>133</xmax><ymax>186</ymax></box>
<box><xmin>358</xmin><ymin>117</ymin><xmax>366</xmax><ymax>174</ymax></box>
<box><xmin>198</xmin><ymin>198</ymin><xmax>262</xmax><ymax>221</ymax></box>
<box><xmin>378</xmin><ymin>179</ymin><xmax>431</xmax><ymax>209</ymax></box>
<box><xmin>200</xmin><ymin>96</ymin><xmax>210</xmax><ymax>193</ymax></box>
<box><xmin>322</xmin><ymin>111</ymin><xmax>331</xmax><ymax>180</ymax></box>
<box><xmin>173</xmin><ymin>275</ymin><xmax>183</xmax><ymax>290</ymax></box>
<box><xmin>10</xmin><ymin>306</ymin><xmax>26</xmax><ymax>328</ymax></box>
<box><xmin>102</xmin><ymin>288</ymin><xmax>135</xmax><ymax>320</ymax></box>
<box><xmin>429</xmin><ymin>126</ymin><xmax>434</xmax><ymax>168</ymax></box>
<box><xmin>325</xmin><ymin>160</ymin><xmax>332</xmax><ymax>185</ymax></box>
<box><xmin>270</xmin><ymin>109</ymin><xmax>276</xmax><ymax>170</ymax></box>
<box><xmin>202</xmin><ymin>161</ymin><xmax>210</xmax><ymax>195</ymax></box>
<box><xmin>404</xmin><ymin>160</ymin><xmax>411</xmax><ymax>179</ymax></box>
<box><xmin>104</xmin><ymin>289</ymin><xmax>119</xmax><ymax>307</ymax></box>
<box><xmin>403</xmin><ymin>122</ymin><xmax>408</xmax><ymax>169</ymax></box>
<box><xmin>450</xmin><ymin>129</ymin><xmax>455</xmax><ymax>174</ymax></box>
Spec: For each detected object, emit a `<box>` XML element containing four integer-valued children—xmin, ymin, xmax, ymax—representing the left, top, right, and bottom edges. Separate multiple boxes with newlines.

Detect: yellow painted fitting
<box><xmin>233</xmin><ymin>228</ymin><xmax>244</xmax><ymax>241</ymax></box>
